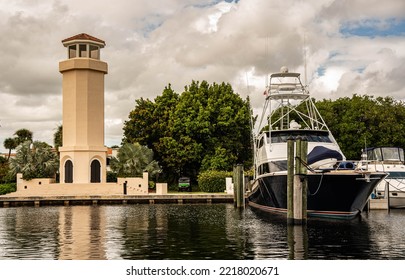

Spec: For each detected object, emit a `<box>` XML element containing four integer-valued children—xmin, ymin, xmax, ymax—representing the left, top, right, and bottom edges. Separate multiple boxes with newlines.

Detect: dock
<box><xmin>368</xmin><ymin>198</ymin><xmax>389</xmax><ymax>210</ymax></box>
<box><xmin>0</xmin><ymin>193</ymin><xmax>234</xmax><ymax>208</ymax></box>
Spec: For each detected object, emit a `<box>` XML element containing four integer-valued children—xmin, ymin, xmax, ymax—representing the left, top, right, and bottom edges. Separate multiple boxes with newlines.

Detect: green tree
<box><xmin>3</xmin><ymin>137</ymin><xmax>17</xmax><ymax>160</ymax></box>
<box><xmin>14</xmin><ymin>128</ymin><xmax>33</xmax><ymax>145</ymax></box>
<box><xmin>123</xmin><ymin>81</ymin><xmax>252</xmax><ymax>184</ymax></box>
<box><xmin>53</xmin><ymin>125</ymin><xmax>63</xmax><ymax>150</ymax></box>
<box><xmin>110</xmin><ymin>143</ymin><xmax>161</xmax><ymax>178</ymax></box>
<box><xmin>8</xmin><ymin>141</ymin><xmax>59</xmax><ymax>180</ymax></box>
<box><xmin>0</xmin><ymin>156</ymin><xmax>10</xmax><ymax>183</ymax></box>
<box><xmin>316</xmin><ymin>95</ymin><xmax>405</xmax><ymax>159</ymax></box>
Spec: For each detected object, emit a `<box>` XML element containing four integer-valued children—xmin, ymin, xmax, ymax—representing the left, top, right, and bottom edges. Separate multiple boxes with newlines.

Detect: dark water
<box><xmin>0</xmin><ymin>204</ymin><xmax>404</xmax><ymax>260</ymax></box>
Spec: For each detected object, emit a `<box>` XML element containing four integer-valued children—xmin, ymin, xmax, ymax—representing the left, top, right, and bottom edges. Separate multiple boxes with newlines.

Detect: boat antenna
<box><xmin>265</xmin><ymin>36</ymin><xmax>270</xmax><ymax>88</ymax></box>
<box><xmin>303</xmin><ymin>33</ymin><xmax>308</xmax><ymax>86</ymax></box>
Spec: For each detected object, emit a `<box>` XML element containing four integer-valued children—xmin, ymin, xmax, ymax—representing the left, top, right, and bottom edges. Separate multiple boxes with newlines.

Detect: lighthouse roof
<box><xmin>62</xmin><ymin>33</ymin><xmax>105</xmax><ymax>47</ymax></box>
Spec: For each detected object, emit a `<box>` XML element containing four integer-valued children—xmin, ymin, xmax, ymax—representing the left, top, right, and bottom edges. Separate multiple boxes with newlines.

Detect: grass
<box><xmin>0</xmin><ymin>183</ymin><xmax>16</xmax><ymax>195</ymax></box>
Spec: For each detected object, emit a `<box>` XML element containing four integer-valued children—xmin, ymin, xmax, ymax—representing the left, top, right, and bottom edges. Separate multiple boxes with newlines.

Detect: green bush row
<box><xmin>198</xmin><ymin>170</ymin><xmax>232</xmax><ymax>193</ymax></box>
<box><xmin>0</xmin><ymin>183</ymin><xmax>17</xmax><ymax>195</ymax></box>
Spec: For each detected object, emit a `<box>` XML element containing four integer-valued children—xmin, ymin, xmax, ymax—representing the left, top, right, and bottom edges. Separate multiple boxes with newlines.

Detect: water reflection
<box><xmin>0</xmin><ymin>204</ymin><xmax>405</xmax><ymax>259</ymax></box>
<box><xmin>287</xmin><ymin>225</ymin><xmax>308</xmax><ymax>260</ymax></box>
<box><xmin>58</xmin><ymin>206</ymin><xmax>107</xmax><ymax>259</ymax></box>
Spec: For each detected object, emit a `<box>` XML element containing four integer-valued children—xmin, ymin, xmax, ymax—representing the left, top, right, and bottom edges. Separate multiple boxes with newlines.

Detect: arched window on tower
<box><xmin>65</xmin><ymin>160</ymin><xmax>73</xmax><ymax>183</ymax></box>
<box><xmin>90</xmin><ymin>160</ymin><xmax>101</xmax><ymax>183</ymax></box>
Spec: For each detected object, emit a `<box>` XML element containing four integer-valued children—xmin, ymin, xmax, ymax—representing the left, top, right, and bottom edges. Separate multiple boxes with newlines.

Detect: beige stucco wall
<box><xmin>59</xmin><ymin>149</ymin><xmax>107</xmax><ymax>184</ymax></box>
<box><xmin>16</xmin><ymin>173</ymin><xmax>56</xmax><ymax>192</ymax></box>
<box><xmin>14</xmin><ymin>173</ymin><xmax>150</xmax><ymax>196</ymax></box>
<box><xmin>59</xmin><ymin>58</ymin><xmax>107</xmax><ymax>148</ymax></box>
<box><xmin>59</xmin><ymin>58</ymin><xmax>108</xmax><ymax>184</ymax></box>
<box><xmin>117</xmin><ymin>172</ymin><xmax>149</xmax><ymax>195</ymax></box>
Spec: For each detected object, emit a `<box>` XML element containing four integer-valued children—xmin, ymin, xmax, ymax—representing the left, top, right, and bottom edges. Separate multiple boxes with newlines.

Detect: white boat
<box><xmin>358</xmin><ymin>147</ymin><xmax>405</xmax><ymax>208</ymax></box>
<box><xmin>247</xmin><ymin>67</ymin><xmax>386</xmax><ymax>219</ymax></box>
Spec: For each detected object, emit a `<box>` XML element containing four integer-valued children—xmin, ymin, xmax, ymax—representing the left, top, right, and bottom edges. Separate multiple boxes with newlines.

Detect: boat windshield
<box><xmin>367</xmin><ymin>147</ymin><xmax>404</xmax><ymax>162</ymax></box>
<box><xmin>269</xmin><ymin>130</ymin><xmax>332</xmax><ymax>143</ymax></box>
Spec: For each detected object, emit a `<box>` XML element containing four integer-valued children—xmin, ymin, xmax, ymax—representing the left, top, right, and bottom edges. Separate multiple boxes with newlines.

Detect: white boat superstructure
<box><xmin>255</xmin><ymin>67</ymin><xmax>345</xmax><ymax>176</ymax></box>
<box><xmin>358</xmin><ymin>147</ymin><xmax>405</xmax><ymax>208</ymax></box>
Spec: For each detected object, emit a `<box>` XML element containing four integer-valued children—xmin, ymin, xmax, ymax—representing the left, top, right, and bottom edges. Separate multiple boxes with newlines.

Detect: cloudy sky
<box><xmin>1</xmin><ymin>0</ymin><xmax>405</xmax><ymax>153</ymax></box>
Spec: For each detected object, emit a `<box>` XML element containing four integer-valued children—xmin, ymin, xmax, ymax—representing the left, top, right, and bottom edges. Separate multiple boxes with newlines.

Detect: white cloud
<box><xmin>1</xmin><ymin>0</ymin><xmax>405</xmax><ymax>153</ymax></box>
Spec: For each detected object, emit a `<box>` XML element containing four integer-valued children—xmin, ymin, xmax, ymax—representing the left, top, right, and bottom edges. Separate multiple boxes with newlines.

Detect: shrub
<box><xmin>0</xmin><ymin>183</ymin><xmax>16</xmax><ymax>195</ymax></box>
<box><xmin>107</xmin><ymin>171</ymin><xmax>117</xmax><ymax>182</ymax></box>
<box><xmin>149</xmin><ymin>181</ymin><xmax>156</xmax><ymax>189</ymax></box>
<box><xmin>198</xmin><ymin>170</ymin><xmax>232</xmax><ymax>193</ymax></box>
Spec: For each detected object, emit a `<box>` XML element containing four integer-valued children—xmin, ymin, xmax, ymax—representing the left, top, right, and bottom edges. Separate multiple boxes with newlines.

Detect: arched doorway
<box><xmin>65</xmin><ymin>160</ymin><xmax>73</xmax><ymax>183</ymax></box>
<box><xmin>90</xmin><ymin>160</ymin><xmax>101</xmax><ymax>183</ymax></box>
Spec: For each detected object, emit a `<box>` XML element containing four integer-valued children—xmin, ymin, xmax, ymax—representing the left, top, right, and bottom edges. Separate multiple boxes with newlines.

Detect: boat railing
<box><xmin>309</xmin><ymin>159</ymin><xmax>389</xmax><ymax>173</ymax></box>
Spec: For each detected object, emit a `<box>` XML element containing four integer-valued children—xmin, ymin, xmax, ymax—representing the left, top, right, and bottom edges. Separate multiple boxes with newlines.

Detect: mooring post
<box><xmin>300</xmin><ymin>139</ymin><xmax>308</xmax><ymax>223</ymax></box>
<box><xmin>123</xmin><ymin>181</ymin><xmax>127</xmax><ymax>195</ymax></box>
<box><xmin>385</xmin><ymin>181</ymin><xmax>390</xmax><ymax>212</ymax></box>
<box><xmin>233</xmin><ymin>165</ymin><xmax>237</xmax><ymax>207</ymax></box>
<box><xmin>293</xmin><ymin>138</ymin><xmax>303</xmax><ymax>224</ymax></box>
<box><xmin>237</xmin><ymin>164</ymin><xmax>244</xmax><ymax>208</ymax></box>
<box><xmin>287</xmin><ymin>137</ymin><xmax>295</xmax><ymax>225</ymax></box>
<box><xmin>233</xmin><ymin>164</ymin><xmax>244</xmax><ymax>208</ymax></box>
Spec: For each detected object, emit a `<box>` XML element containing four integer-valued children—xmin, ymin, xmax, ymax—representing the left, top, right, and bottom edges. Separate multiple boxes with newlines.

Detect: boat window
<box><xmin>381</xmin><ymin>147</ymin><xmax>401</xmax><ymax>161</ymax></box>
<box><xmin>258</xmin><ymin>135</ymin><xmax>267</xmax><ymax>148</ymax></box>
<box><xmin>400</xmin><ymin>149</ymin><xmax>404</xmax><ymax>162</ymax></box>
<box><xmin>269</xmin><ymin>160</ymin><xmax>287</xmax><ymax>172</ymax></box>
<box><xmin>270</xmin><ymin>131</ymin><xmax>332</xmax><ymax>143</ymax></box>
<box><xmin>258</xmin><ymin>162</ymin><xmax>284</xmax><ymax>175</ymax></box>
<box><xmin>279</xmin><ymin>135</ymin><xmax>288</xmax><ymax>142</ymax></box>
<box><xmin>367</xmin><ymin>148</ymin><xmax>381</xmax><ymax>161</ymax></box>
<box><xmin>271</xmin><ymin>135</ymin><xmax>280</xmax><ymax>143</ymax></box>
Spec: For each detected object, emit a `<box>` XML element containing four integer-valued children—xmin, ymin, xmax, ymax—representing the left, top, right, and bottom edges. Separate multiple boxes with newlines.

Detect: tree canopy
<box><xmin>3</xmin><ymin>128</ymin><xmax>33</xmax><ymax>161</ymax></box>
<box><xmin>315</xmin><ymin>95</ymin><xmax>405</xmax><ymax>159</ymax></box>
<box><xmin>8</xmin><ymin>140</ymin><xmax>59</xmax><ymax>180</ymax></box>
<box><xmin>110</xmin><ymin>143</ymin><xmax>161</xmax><ymax>178</ymax></box>
<box><xmin>123</xmin><ymin>81</ymin><xmax>252</xmax><ymax>184</ymax></box>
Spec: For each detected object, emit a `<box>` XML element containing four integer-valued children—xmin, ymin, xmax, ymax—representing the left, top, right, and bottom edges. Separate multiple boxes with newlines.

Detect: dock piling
<box><xmin>288</xmin><ymin>138</ymin><xmax>308</xmax><ymax>225</ymax></box>
<box><xmin>385</xmin><ymin>181</ymin><xmax>390</xmax><ymax>212</ymax></box>
<box><xmin>287</xmin><ymin>138</ymin><xmax>295</xmax><ymax>224</ymax></box>
<box><xmin>233</xmin><ymin>164</ymin><xmax>245</xmax><ymax>208</ymax></box>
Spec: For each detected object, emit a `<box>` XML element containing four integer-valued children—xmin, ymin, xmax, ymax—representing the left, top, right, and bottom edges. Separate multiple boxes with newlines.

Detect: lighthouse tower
<box><xmin>59</xmin><ymin>33</ymin><xmax>108</xmax><ymax>184</ymax></box>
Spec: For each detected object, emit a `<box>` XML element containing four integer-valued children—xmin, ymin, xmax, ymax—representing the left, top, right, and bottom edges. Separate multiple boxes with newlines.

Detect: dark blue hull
<box><xmin>248</xmin><ymin>172</ymin><xmax>384</xmax><ymax>219</ymax></box>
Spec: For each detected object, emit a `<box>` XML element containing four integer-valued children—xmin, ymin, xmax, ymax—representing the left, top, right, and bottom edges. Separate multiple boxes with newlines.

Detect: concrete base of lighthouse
<box><xmin>59</xmin><ymin>146</ymin><xmax>108</xmax><ymax>184</ymax></box>
<box><xmin>11</xmin><ymin>172</ymin><xmax>149</xmax><ymax>196</ymax></box>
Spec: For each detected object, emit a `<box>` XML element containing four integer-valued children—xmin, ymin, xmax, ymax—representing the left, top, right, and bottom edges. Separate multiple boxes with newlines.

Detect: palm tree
<box><xmin>9</xmin><ymin>140</ymin><xmax>59</xmax><ymax>180</ymax></box>
<box><xmin>3</xmin><ymin>138</ymin><xmax>17</xmax><ymax>160</ymax></box>
<box><xmin>14</xmin><ymin>129</ymin><xmax>33</xmax><ymax>145</ymax></box>
<box><xmin>53</xmin><ymin>125</ymin><xmax>63</xmax><ymax>150</ymax></box>
<box><xmin>110</xmin><ymin>143</ymin><xmax>161</xmax><ymax>177</ymax></box>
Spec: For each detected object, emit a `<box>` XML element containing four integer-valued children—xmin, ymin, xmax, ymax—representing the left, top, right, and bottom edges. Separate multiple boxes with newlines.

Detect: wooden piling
<box><xmin>293</xmin><ymin>138</ymin><xmax>308</xmax><ymax>224</ymax></box>
<box><xmin>293</xmin><ymin>138</ymin><xmax>303</xmax><ymax>224</ymax></box>
<box><xmin>287</xmin><ymin>138</ymin><xmax>295</xmax><ymax>225</ymax></box>
<box><xmin>300</xmin><ymin>140</ymin><xmax>308</xmax><ymax>223</ymax></box>
<box><xmin>233</xmin><ymin>164</ymin><xmax>244</xmax><ymax>208</ymax></box>
<box><xmin>233</xmin><ymin>165</ymin><xmax>237</xmax><ymax>206</ymax></box>
<box><xmin>385</xmin><ymin>181</ymin><xmax>390</xmax><ymax>212</ymax></box>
